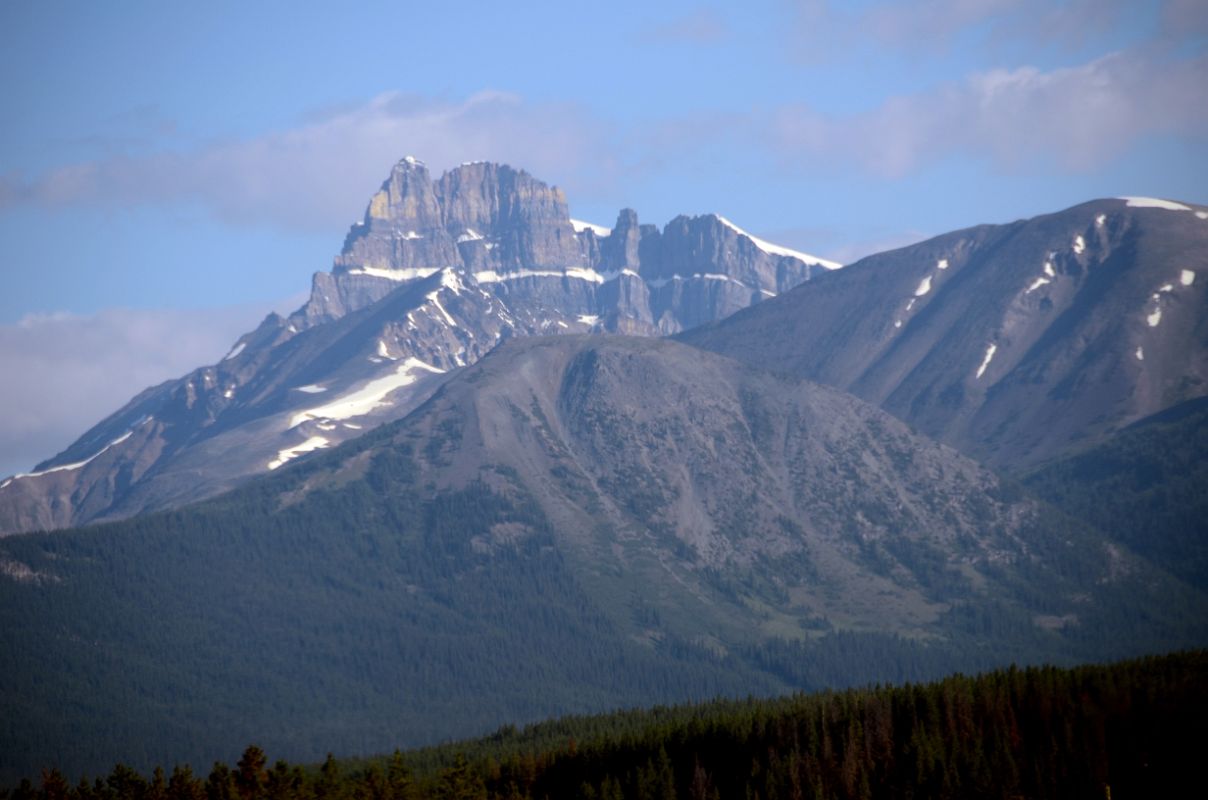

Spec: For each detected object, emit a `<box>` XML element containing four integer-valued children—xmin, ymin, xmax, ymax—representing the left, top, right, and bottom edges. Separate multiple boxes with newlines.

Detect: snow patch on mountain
<box><xmin>347</xmin><ymin>266</ymin><xmax>441</xmax><ymax>282</ymax></box>
<box><xmin>1</xmin><ymin>430</ymin><xmax>135</xmax><ymax>488</ymax></box>
<box><xmin>1120</xmin><ymin>197</ymin><xmax>1192</xmax><ymax>212</ymax></box>
<box><xmin>714</xmin><ymin>215</ymin><xmax>842</xmax><ymax>270</ymax></box>
<box><xmin>440</xmin><ymin>268</ymin><xmax>464</xmax><ymax>294</ymax></box>
<box><xmin>289</xmin><ymin>358</ymin><xmax>445</xmax><ymax>429</ymax></box>
<box><xmin>976</xmin><ymin>344</ymin><xmax>997</xmax><ymax>380</ymax></box>
<box><xmin>475</xmin><ymin>267</ymin><xmax>606</xmax><ymax>285</ymax></box>
<box><xmin>267</xmin><ymin>436</ymin><xmax>330</xmax><ymax>470</ymax></box>
<box><xmin>426</xmin><ymin>291</ymin><xmax>457</xmax><ymax>327</ymax></box>
<box><xmin>570</xmin><ymin>219</ymin><xmax>612</xmax><ymax>237</ymax></box>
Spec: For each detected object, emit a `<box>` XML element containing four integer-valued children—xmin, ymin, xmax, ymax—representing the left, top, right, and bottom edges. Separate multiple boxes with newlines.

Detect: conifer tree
<box><xmin>205</xmin><ymin>764</ymin><xmax>232</xmax><ymax>800</ymax></box>
<box><xmin>166</xmin><ymin>766</ymin><xmax>203</xmax><ymax>800</ymax></box>
<box><xmin>385</xmin><ymin>751</ymin><xmax>414</xmax><ymax>800</ymax></box>
<box><xmin>37</xmin><ymin>769</ymin><xmax>69</xmax><ymax>800</ymax></box>
<box><xmin>433</xmin><ymin>754</ymin><xmax>484</xmax><ymax>800</ymax></box>
<box><xmin>315</xmin><ymin>755</ymin><xmax>343</xmax><ymax>800</ymax></box>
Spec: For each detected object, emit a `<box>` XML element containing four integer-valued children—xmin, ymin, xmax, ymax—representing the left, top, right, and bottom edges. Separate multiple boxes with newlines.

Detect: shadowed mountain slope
<box><xmin>683</xmin><ymin>197</ymin><xmax>1208</xmax><ymax>470</ymax></box>
<box><xmin>1022</xmin><ymin>395</ymin><xmax>1208</xmax><ymax>591</ymax></box>
<box><xmin>3</xmin><ymin>336</ymin><xmax>1204</xmax><ymax>781</ymax></box>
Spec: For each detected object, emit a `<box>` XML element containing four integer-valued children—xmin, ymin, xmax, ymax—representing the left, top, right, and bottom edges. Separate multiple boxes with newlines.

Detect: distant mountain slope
<box><xmin>1022</xmin><ymin>396</ymin><xmax>1208</xmax><ymax>591</ymax></box>
<box><xmin>682</xmin><ymin>197</ymin><xmax>1208</xmax><ymax>470</ymax></box>
<box><xmin>3</xmin><ymin>336</ymin><xmax>1204</xmax><ymax>781</ymax></box>
<box><xmin>0</xmin><ymin>158</ymin><xmax>837</xmax><ymax>535</ymax></box>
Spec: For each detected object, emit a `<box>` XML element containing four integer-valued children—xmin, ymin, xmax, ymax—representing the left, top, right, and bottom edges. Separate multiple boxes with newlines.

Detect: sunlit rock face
<box><xmin>0</xmin><ymin>158</ymin><xmax>837</xmax><ymax>534</ymax></box>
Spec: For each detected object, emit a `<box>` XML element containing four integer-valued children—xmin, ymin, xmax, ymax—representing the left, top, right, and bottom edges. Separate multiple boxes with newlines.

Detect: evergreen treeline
<box><xmin>4</xmin><ymin>429</ymin><xmax>1208</xmax><ymax>783</ymax></box>
<box><xmin>8</xmin><ymin>651</ymin><xmax>1204</xmax><ymax>800</ymax></box>
<box><xmin>0</xmin><ymin>442</ymin><xmax>783</xmax><ymax>781</ymax></box>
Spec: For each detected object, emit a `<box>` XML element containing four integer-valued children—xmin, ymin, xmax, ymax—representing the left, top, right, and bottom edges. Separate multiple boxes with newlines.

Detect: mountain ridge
<box><xmin>682</xmin><ymin>195</ymin><xmax>1208</xmax><ymax>471</ymax></box>
<box><xmin>3</xmin><ymin>332</ymin><xmax>1205</xmax><ymax>780</ymax></box>
<box><xmin>0</xmin><ymin>158</ymin><xmax>838</xmax><ymax>535</ymax></box>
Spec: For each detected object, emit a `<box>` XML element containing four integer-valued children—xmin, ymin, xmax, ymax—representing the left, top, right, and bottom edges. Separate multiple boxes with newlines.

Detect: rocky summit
<box><xmin>0</xmin><ymin>157</ymin><xmax>837</xmax><ymax>535</ymax></box>
<box><xmin>684</xmin><ymin>196</ymin><xmax>1208</xmax><ymax>471</ymax></box>
<box><xmin>304</xmin><ymin>157</ymin><xmax>838</xmax><ymax>333</ymax></box>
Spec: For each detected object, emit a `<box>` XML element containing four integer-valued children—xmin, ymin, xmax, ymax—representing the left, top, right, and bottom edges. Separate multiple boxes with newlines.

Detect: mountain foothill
<box><xmin>2</xmin><ymin>158</ymin><xmax>1205</xmax><ymax>784</ymax></box>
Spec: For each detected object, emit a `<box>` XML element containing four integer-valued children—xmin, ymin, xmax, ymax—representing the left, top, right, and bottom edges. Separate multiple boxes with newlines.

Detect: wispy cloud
<box><xmin>784</xmin><ymin>0</ymin><xmax>1150</xmax><ymax>61</ymax></box>
<box><xmin>1160</xmin><ymin>0</ymin><xmax>1208</xmax><ymax>39</ymax></box>
<box><xmin>640</xmin><ymin>8</ymin><xmax>730</xmax><ymax>43</ymax></box>
<box><xmin>0</xmin><ymin>304</ymin><xmax>282</xmax><ymax>477</ymax></box>
<box><xmin>864</xmin><ymin>0</ymin><xmax>1139</xmax><ymax>50</ymax></box>
<box><xmin>1</xmin><ymin>6</ymin><xmax>1202</xmax><ymax>238</ymax></box>
<box><xmin>770</xmin><ymin>48</ymin><xmax>1208</xmax><ymax>176</ymax></box>
<box><xmin>0</xmin><ymin>92</ymin><xmax>615</xmax><ymax>233</ymax></box>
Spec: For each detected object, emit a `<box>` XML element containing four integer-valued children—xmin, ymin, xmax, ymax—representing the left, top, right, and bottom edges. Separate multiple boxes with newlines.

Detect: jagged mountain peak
<box><xmin>0</xmin><ymin>156</ymin><xmax>836</xmax><ymax>535</ymax></box>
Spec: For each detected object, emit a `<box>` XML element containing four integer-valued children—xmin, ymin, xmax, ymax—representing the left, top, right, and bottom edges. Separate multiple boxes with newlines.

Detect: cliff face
<box><xmin>308</xmin><ymin>157</ymin><xmax>836</xmax><ymax>334</ymax></box>
<box><xmin>0</xmin><ymin>157</ymin><xmax>837</xmax><ymax>535</ymax></box>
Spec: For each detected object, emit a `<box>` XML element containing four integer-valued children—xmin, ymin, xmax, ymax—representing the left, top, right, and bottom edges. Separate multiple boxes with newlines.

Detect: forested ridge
<box><xmin>0</xmin><ymin>442</ymin><xmax>784</xmax><ymax>781</ymax></box>
<box><xmin>8</xmin><ymin>651</ymin><xmax>1204</xmax><ymax>800</ymax></box>
<box><xmin>4</xmin><ymin>412</ymin><xmax>1207</xmax><ymax>784</ymax></box>
<box><xmin>1023</xmin><ymin>396</ymin><xmax>1208</xmax><ymax>592</ymax></box>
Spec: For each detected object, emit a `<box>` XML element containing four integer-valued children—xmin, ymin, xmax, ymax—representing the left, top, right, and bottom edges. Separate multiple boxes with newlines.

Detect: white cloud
<box><xmin>0</xmin><ymin>304</ymin><xmax>279</xmax><ymax>477</ymax></box>
<box><xmin>863</xmin><ymin>0</ymin><xmax>1022</xmax><ymax>45</ymax></box>
<box><xmin>1</xmin><ymin>92</ymin><xmax>615</xmax><ymax>233</ymax></box>
<box><xmin>641</xmin><ymin>9</ymin><xmax>730</xmax><ymax>43</ymax></box>
<box><xmin>772</xmin><ymin>49</ymin><xmax>1208</xmax><ymax>176</ymax></box>
<box><xmin>865</xmin><ymin>0</ymin><xmax>1142</xmax><ymax>49</ymax></box>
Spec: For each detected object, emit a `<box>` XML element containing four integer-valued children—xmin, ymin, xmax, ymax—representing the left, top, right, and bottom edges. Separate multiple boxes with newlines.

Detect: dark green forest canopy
<box><xmin>7</xmin><ymin>651</ymin><xmax>1206</xmax><ymax>800</ymax></box>
<box><xmin>3</xmin><ymin>421</ymin><xmax>1207</xmax><ymax>785</ymax></box>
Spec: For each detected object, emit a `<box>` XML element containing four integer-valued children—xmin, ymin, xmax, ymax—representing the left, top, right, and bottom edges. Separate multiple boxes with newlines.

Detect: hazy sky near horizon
<box><xmin>1</xmin><ymin>0</ymin><xmax>1206</xmax><ymax>474</ymax></box>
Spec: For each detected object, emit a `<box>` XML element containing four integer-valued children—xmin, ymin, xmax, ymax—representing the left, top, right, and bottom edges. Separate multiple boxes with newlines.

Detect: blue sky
<box><xmin>1</xmin><ymin>0</ymin><xmax>1206</xmax><ymax>475</ymax></box>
